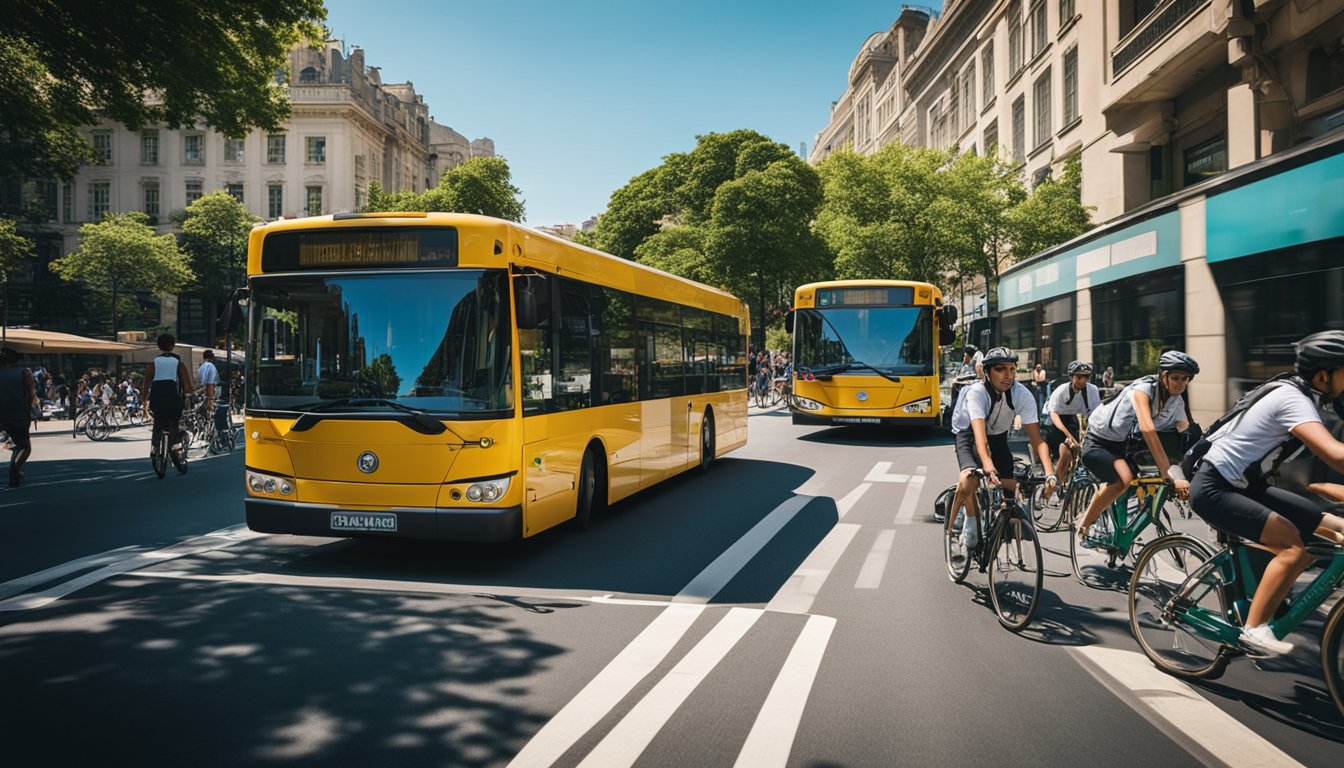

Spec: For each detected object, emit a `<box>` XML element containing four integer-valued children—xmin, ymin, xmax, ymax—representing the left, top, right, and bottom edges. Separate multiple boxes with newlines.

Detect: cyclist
<box><xmin>946</xmin><ymin>347</ymin><xmax>1055</xmax><ymax>548</ymax></box>
<box><xmin>1076</xmin><ymin>350</ymin><xmax>1196</xmax><ymax>542</ymax></box>
<box><xmin>144</xmin><ymin>333</ymin><xmax>194</xmax><ymax>463</ymax></box>
<box><xmin>197</xmin><ymin>349</ymin><xmax>230</xmax><ymax>442</ymax></box>
<box><xmin>958</xmin><ymin>345</ymin><xmax>983</xmax><ymax>378</ymax></box>
<box><xmin>1187</xmin><ymin>331</ymin><xmax>1344</xmax><ymax>656</ymax></box>
<box><xmin>1041</xmin><ymin>361</ymin><xmax>1100</xmax><ymax>502</ymax></box>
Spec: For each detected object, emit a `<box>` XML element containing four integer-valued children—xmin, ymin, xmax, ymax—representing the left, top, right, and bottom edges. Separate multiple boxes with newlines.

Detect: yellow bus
<box><xmin>786</xmin><ymin>279</ymin><xmax>956</xmax><ymax>427</ymax></box>
<box><xmin>240</xmin><ymin>212</ymin><xmax>749</xmax><ymax>542</ymax></box>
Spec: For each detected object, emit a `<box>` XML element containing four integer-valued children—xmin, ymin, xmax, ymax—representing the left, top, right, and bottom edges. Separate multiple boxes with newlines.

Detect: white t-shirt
<box><xmin>951</xmin><ymin>381</ymin><xmax>1038</xmax><ymax>435</ymax></box>
<box><xmin>1043</xmin><ymin>382</ymin><xmax>1101</xmax><ymax>418</ymax></box>
<box><xmin>99</xmin><ymin>382</ymin><xmax>113</xmax><ymax>404</ymax></box>
<box><xmin>198</xmin><ymin>361</ymin><xmax>220</xmax><ymax>388</ymax></box>
<box><xmin>958</xmin><ymin>351</ymin><xmax>983</xmax><ymax>377</ymax></box>
<box><xmin>1203</xmin><ymin>384</ymin><xmax>1321</xmax><ymax>488</ymax></box>
<box><xmin>1088</xmin><ymin>379</ymin><xmax>1187</xmax><ymax>442</ymax></box>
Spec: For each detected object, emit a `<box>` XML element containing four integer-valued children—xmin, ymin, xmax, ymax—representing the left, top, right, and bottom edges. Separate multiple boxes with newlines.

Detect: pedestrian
<box><xmin>1101</xmin><ymin>365</ymin><xmax>1115</xmax><ymax>390</ymax></box>
<box><xmin>0</xmin><ymin>348</ymin><xmax>38</xmax><ymax>488</ymax></box>
<box><xmin>1032</xmin><ymin>362</ymin><xmax>1047</xmax><ymax>410</ymax></box>
<box><xmin>198</xmin><ymin>349</ymin><xmax>229</xmax><ymax>438</ymax></box>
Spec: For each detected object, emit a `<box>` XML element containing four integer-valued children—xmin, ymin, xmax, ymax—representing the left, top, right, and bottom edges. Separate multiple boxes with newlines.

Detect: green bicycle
<box><xmin>1070</xmin><ymin>472</ymin><xmax>1178</xmax><ymax>588</ymax></box>
<box><xmin>1127</xmin><ymin>508</ymin><xmax>1344</xmax><ymax>718</ymax></box>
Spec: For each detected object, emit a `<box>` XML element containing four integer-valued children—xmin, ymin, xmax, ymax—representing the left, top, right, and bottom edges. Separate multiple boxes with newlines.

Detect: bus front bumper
<box><xmin>245</xmin><ymin>497</ymin><xmax>522</xmax><ymax>543</ymax></box>
<box><xmin>790</xmin><ymin>412</ymin><xmax>940</xmax><ymax>427</ymax></box>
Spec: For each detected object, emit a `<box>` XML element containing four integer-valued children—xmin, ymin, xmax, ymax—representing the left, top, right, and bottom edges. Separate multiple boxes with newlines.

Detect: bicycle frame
<box><xmin>1098</xmin><ymin>478</ymin><xmax>1170</xmax><ymax>556</ymax></box>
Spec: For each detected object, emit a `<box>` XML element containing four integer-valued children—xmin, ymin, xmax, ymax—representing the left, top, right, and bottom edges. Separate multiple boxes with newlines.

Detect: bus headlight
<box><xmin>901</xmin><ymin>398</ymin><xmax>932</xmax><ymax>414</ymax></box>
<box><xmin>793</xmin><ymin>396</ymin><xmax>824</xmax><ymax>411</ymax></box>
<box><xmin>247</xmin><ymin>470</ymin><xmax>294</xmax><ymax>496</ymax></box>
<box><xmin>464</xmin><ymin>476</ymin><xmax>511</xmax><ymax>503</ymax></box>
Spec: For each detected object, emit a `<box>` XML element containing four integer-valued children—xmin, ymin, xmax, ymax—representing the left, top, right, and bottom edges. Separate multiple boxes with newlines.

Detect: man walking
<box><xmin>0</xmin><ymin>348</ymin><xmax>38</xmax><ymax>488</ymax></box>
<box><xmin>198</xmin><ymin>350</ymin><xmax>230</xmax><ymax>443</ymax></box>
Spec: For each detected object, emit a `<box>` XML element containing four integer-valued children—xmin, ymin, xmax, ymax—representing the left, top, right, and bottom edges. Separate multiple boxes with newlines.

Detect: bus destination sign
<box><xmin>262</xmin><ymin>227</ymin><xmax>458</xmax><ymax>272</ymax></box>
<box><xmin>817</xmin><ymin>286</ymin><xmax>914</xmax><ymax>307</ymax></box>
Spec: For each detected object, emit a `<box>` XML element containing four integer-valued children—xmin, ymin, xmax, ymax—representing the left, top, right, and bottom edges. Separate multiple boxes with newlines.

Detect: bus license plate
<box><xmin>833</xmin><ymin>417</ymin><xmax>880</xmax><ymax>424</ymax></box>
<box><xmin>330</xmin><ymin>511</ymin><xmax>398</xmax><ymax>533</ymax></box>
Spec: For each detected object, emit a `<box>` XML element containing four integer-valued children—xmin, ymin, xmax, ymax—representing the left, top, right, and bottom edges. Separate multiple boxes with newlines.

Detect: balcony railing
<box><xmin>1112</xmin><ymin>0</ymin><xmax>1209</xmax><ymax>76</ymax></box>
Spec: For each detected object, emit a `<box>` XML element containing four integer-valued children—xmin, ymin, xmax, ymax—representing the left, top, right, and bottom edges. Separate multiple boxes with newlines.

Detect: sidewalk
<box><xmin>18</xmin><ymin>416</ymin><xmax>239</xmax><ymax>463</ymax></box>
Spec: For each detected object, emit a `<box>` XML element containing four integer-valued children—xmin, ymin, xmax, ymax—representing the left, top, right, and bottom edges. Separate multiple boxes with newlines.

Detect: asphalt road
<box><xmin>1</xmin><ymin>408</ymin><xmax>1342</xmax><ymax>766</ymax></box>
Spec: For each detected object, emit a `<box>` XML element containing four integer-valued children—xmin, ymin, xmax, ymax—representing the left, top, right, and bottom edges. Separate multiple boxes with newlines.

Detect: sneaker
<box><xmin>960</xmin><ymin>520</ymin><xmax>979</xmax><ymax>550</ymax></box>
<box><xmin>1240</xmin><ymin>624</ymin><xmax>1293</xmax><ymax>657</ymax></box>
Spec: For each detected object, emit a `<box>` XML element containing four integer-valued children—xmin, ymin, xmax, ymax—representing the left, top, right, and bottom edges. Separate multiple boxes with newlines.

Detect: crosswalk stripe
<box><xmin>894</xmin><ymin>468</ymin><xmax>927</xmax><ymax>525</ymax></box>
<box><xmin>1070</xmin><ymin>646</ymin><xmax>1306</xmax><ymax>768</ymax></box>
<box><xmin>577</xmin><ymin>608</ymin><xmax>764</xmax><ymax>767</ymax></box>
<box><xmin>853</xmin><ymin>529</ymin><xmax>896</xmax><ymax>589</ymax></box>
<box><xmin>734</xmin><ymin>614</ymin><xmax>837</xmax><ymax>767</ymax></box>
<box><xmin>766</xmin><ymin>523</ymin><xmax>861</xmax><ymax>615</ymax></box>
<box><xmin>835</xmin><ymin>483</ymin><xmax>872</xmax><ymax>518</ymax></box>
<box><xmin>675</xmin><ymin>495</ymin><xmax>813</xmax><ymax>604</ymax></box>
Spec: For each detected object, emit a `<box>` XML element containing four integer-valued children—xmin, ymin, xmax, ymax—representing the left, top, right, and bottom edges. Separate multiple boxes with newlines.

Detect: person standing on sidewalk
<box><xmin>0</xmin><ymin>348</ymin><xmax>38</xmax><ymax>488</ymax></box>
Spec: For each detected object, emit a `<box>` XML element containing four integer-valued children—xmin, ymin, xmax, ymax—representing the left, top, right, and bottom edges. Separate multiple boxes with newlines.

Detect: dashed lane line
<box><xmin>853</xmin><ymin>529</ymin><xmax>896</xmax><ymax>590</ymax></box>
<box><xmin>674</xmin><ymin>494</ymin><xmax>814</xmax><ymax>604</ymax></box>
<box><xmin>733</xmin><ymin>614</ymin><xmax>837</xmax><ymax>768</ymax></box>
<box><xmin>894</xmin><ymin>467</ymin><xmax>927</xmax><ymax>525</ymax></box>
<box><xmin>766</xmin><ymin>523</ymin><xmax>861</xmax><ymax>615</ymax></box>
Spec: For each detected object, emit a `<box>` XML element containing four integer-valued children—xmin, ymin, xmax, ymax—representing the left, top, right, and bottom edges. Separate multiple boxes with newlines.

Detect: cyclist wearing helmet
<box><xmin>946</xmin><ymin>346</ymin><xmax>1055</xmax><ymax>549</ymax></box>
<box><xmin>1076</xmin><ymin>350</ymin><xmax>1197</xmax><ymax>540</ymax></box>
<box><xmin>1041</xmin><ymin>361</ymin><xmax>1100</xmax><ymax>501</ymax></box>
<box><xmin>1188</xmin><ymin>331</ymin><xmax>1344</xmax><ymax>656</ymax></box>
<box><xmin>958</xmin><ymin>345</ymin><xmax>983</xmax><ymax>378</ymax></box>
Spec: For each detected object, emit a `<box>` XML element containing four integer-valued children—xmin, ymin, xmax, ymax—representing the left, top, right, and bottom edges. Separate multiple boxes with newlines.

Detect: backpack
<box><xmin>1063</xmin><ymin>383</ymin><xmax>1093</xmax><ymax>411</ymax></box>
<box><xmin>1179</xmin><ymin>372</ymin><xmax>1315</xmax><ymax>481</ymax></box>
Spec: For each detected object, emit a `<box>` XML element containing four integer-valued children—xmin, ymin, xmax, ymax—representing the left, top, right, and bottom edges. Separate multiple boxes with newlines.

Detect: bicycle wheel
<box><xmin>151</xmin><ymin>430</ymin><xmax>167</xmax><ymax>479</ymax></box>
<box><xmin>85</xmin><ymin>414</ymin><xmax>111</xmax><ymax>442</ymax></box>
<box><xmin>1070</xmin><ymin>496</ymin><xmax>1120</xmax><ymax>588</ymax></box>
<box><xmin>944</xmin><ymin>509</ymin><xmax>972</xmax><ymax>583</ymax></box>
<box><xmin>1322</xmin><ymin>598</ymin><xmax>1344</xmax><ymax>722</ymax></box>
<box><xmin>988</xmin><ymin>506</ymin><xmax>1043</xmax><ymax>631</ymax></box>
<box><xmin>1128</xmin><ymin>534</ymin><xmax>1228</xmax><ymax>680</ymax></box>
<box><xmin>1037</xmin><ymin>479</ymin><xmax>1071</xmax><ymax>532</ymax></box>
<box><xmin>171</xmin><ymin>442</ymin><xmax>188</xmax><ymax>475</ymax></box>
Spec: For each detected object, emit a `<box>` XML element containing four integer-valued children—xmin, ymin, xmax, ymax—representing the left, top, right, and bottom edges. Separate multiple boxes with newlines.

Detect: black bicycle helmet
<box><xmin>981</xmin><ymin>347</ymin><xmax>1018</xmax><ymax>367</ymax></box>
<box><xmin>963</xmin><ymin>344</ymin><xmax>978</xmax><ymax>355</ymax></box>
<box><xmin>1066</xmin><ymin>360</ymin><xmax>1093</xmax><ymax>376</ymax></box>
<box><xmin>1158</xmin><ymin>350</ymin><xmax>1199</xmax><ymax>375</ymax></box>
<box><xmin>1295</xmin><ymin>330</ymin><xmax>1344</xmax><ymax>378</ymax></box>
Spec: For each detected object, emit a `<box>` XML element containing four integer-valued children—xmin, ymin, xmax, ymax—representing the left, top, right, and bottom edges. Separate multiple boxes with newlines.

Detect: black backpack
<box><xmin>1179</xmin><ymin>372</ymin><xmax>1315</xmax><ymax>481</ymax></box>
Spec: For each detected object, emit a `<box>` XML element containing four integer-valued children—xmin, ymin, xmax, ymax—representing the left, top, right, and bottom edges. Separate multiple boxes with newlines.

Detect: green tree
<box><xmin>181</xmin><ymin>190</ymin><xmax>260</xmax><ymax>345</ymax></box>
<box><xmin>50</xmin><ymin>212</ymin><xmax>194</xmax><ymax>336</ymax></box>
<box><xmin>1</xmin><ymin>1</ymin><xmax>326</xmax><ymax>182</ymax></box>
<box><xmin>365</xmin><ymin>157</ymin><xmax>526</xmax><ymax>221</ymax></box>
<box><xmin>632</xmin><ymin>226</ymin><xmax>712</xmax><ymax>284</ymax></box>
<box><xmin>1006</xmin><ymin>153</ymin><xmax>1094</xmax><ymax>261</ymax></box>
<box><xmin>0</xmin><ymin>217</ymin><xmax>34</xmax><ymax>337</ymax></box>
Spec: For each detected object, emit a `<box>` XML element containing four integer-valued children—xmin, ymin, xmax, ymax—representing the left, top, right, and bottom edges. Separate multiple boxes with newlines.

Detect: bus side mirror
<box><xmin>222</xmin><ymin>287</ymin><xmax>248</xmax><ymax>332</ymax></box>
<box><xmin>784</xmin><ymin>309</ymin><xmax>795</xmax><ymax>333</ymax></box>
<box><xmin>516</xmin><ymin>276</ymin><xmax>546</xmax><ymax>330</ymax></box>
<box><xmin>937</xmin><ymin>305</ymin><xmax>957</xmax><ymax>346</ymax></box>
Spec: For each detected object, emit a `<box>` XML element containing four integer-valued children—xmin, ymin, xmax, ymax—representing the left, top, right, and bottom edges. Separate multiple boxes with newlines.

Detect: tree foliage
<box><xmin>366</xmin><ymin>157</ymin><xmax>526</xmax><ymax>221</ymax></box>
<box><xmin>0</xmin><ymin>0</ymin><xmax>326</xmax><ymax>181</ymax></box>
<box><xmin>180</xmin><ymin>191</ymin><xmax>260</xmax><ymax>298</ymax></box>
<box><xmin>1005</xmin><ymin>154</ymin><xmax>1094</xmax><ymax>261</ymax></box>
<box><xmin>0</xmin><ymin>217</ymin><xmax>33</xmax><ymax>278</ymax></box>
<box><xmin>50</xmin><ymin>212</ymin><xmax>194</xmax><ymax>335</ymax></box>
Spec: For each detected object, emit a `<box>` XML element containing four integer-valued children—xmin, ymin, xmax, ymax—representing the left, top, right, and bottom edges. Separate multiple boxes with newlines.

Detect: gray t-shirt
<box><xmin>1088</xmin><ymin>379</ymin><xmax>1187</xmax><ymax>442</ymax></box>
<box><xmin>1043</xmin><ymin>382</ymin><xmax>1101</xmax><ymax>418</ymax></box>
<box><xmin>951</xmin><ymin>381</ymin><xmax>1038</xmax><ymax>435</ymax></box>
<box><xmin>1203</xmin><ymin>384</ymin><xmax>1321</xmax><ymax>488</ymax></box>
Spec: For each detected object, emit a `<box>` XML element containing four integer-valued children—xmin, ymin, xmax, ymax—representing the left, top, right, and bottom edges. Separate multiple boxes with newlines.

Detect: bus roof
<box><xmin>794</xmin><ymin>279</ymin><xmax>942</xmax><ymax>294</ymax></box>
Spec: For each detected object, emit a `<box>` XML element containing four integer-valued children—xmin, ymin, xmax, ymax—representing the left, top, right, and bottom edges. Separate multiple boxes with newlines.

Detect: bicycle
<box><xmin>1033</xmin><ymin>461</ymin><xmax>1095</xmax><ymax>533</ymax></box>
<box><xmin>1069</xmin><ymin>471</ymin><xmax>1179</xmax><ymax>588</ymax></box>
<box><xmin>943</xmin><ymin>467</ymin><xmax>1045</xmax><ymax>631</ymax></box>
<box><xmin>149</xmin><ymin>415</ymin><xmax>188</xmax><ymax>479</ymax></box>
<box><xmin>1127</xmin><ymin>512</ymin><xmax>1344</xmax><ymax>719</ymax></box>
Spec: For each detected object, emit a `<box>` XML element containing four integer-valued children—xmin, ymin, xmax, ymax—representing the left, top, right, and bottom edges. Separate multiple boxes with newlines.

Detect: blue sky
<box><xmin>323</xmin><ymin>1</ymin><xmax>943</xmax><ymax>227</ymax></box>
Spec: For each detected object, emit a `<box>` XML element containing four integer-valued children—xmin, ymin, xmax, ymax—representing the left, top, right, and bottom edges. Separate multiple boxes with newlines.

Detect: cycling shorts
<box><xmin>954</xmin><ymin>429</ymin><xmax>1015</xmax><ymax>477</ymax></box>
<box><xmin>1044</xmin><ymin>414</ymin><xmax>1081</xmax><ymax>453</ymax></box>
<box><xmin>1</xmin><ymin>420</ymin><xmax>30</xmax><ymax>452</ymax></box>
<box><xmin>1081</xmin><ymin>435</ymin><xmax>1134</xmax><ymax>484</ymax></box>
<box><xmin>1189</xmin><ymin>464</ymin><xmax>1325</xmax><ymax>545</ymax></box>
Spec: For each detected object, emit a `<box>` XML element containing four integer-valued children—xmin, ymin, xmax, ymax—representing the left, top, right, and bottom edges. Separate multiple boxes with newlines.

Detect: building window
<box><xmin>982</xmin><ymin>43</ymin><xmax>995</xmax><ymax>106</ymax></box>
<box><xmin>1120</xmin><ymin>0</ymin><xmax>1165</xmax><ymax>37</ymax></box>
<box><xmin>1034</xmin><ymin>69</ymin><xmax>1052</xmax><ymax>148</ymax></box>
<box><xmin>143</xmin><ymin>182</ymin><xmax>160</xmax><ymax>220</ymax></box>
<box><xmin>62</xmin><ymin>182</ymin><xmax>72</xmax><ymax>223</ymax></box>
<box><xmin>266</xmin><ymin>135</ymin><xmax>286</xmax><ymax>164</ymax></box>
<box><xmin>299</xmin><ymin>66</ymin><xmax>318</xmax><ymax>83</ymax></box>
<box><xmin>1059</xmin><ymin>0</ymin><xmax>1075</xmax><ymax>23</ymax></box>
<box><xmin>1012</xmin><ymin>96</ymin><xmax>1026</xmax><ymax>163</ymax></box>
<box><xmin>961</xmin><ymin>66</ymin><xmax>976</xmax><ymax>130</ymax></box>
<box><xmin>1091</xmin><ymin>267</ymin><xmax>1184</xmax><ymax>379</ymax></box>
<box><xmin>224</xmin><ymin>138</ymin><xmax>245</xmax><ymax>163</ymax></box>
<box><xmin>186</xmin><ymin>180</ymin><xmax>203</xmax><ymax>206</ymax></box>
<box><xmin>183</xmin><ymin>134</ymin><xmax>203</xmax><ymax>164</ymax></box>
<box><xmin>984</xmin><ymin>121</ymin><xmax>999</xmax><ymax>154</ymax></box>
<box><xmin>226</xmin><ymin>183</ymin><xmax>244</xmax><ymax>204</ymax></box>
<box><xmin>1031</xmin><ymin>2</ymin><xmax>1048</xmax><ymax>56</ymax></box>
<box><xmin>305</xmin><ymin>136</ymin><xmax>326</xmax><ymax>164</ymax></box>
<box><xmin>92</xmin><ymin>131</ymin><xmax>113</xmax><ymax>165</ymax></box>
<box><xmin>1009</xmin><ymin>6</ymin><xmax>1023</xmax><ymax>74</ymax></box>
<box><xmin>1063</xmin><ymin>48</ymin><xmax>1079</xmax><ymax>126</ymax></box>
<box><xmin>1183</xmin><ymin>136</ymin><xmax>1227</xmax><ymax>187</ymax></box>
<box><xmin>88</xmin><ymin>181</ymin><xmax>110</xmax><ymax>220</ymax></box>
<box><xmin>140</xmin><ymin>130</ymin><xmax>159</xmax><ymax>165</ymax></box>
<box><xmin>306</xmin><ymin>185</ymin><xmax>322</xmax><ymax>216</ymax></box>
<box><xmin>268</xmin><ymin>184</ymin><xmax>283</xmax><ymax>219</ymax></box>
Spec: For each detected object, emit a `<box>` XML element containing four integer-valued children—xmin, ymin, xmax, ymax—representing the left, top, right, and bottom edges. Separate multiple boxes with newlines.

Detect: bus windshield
<box><xmin>248</xmin><ymin>270</ymin><xmax>513</xmax><ymax>415</ymax></box>
<box><xmin>795</xmin><ymin>306</ymin><xmax>934</xmax><ymax>377</ymax></box>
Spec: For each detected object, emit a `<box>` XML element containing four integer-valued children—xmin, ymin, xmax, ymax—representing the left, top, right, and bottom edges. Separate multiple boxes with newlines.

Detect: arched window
<box><xmin>299</xmin><ymin>67</ymin><xmax>319</xmax><ymax>84</ymax></box>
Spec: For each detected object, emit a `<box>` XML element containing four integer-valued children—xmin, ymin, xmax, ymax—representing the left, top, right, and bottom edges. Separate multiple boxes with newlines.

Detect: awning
<box><xmin>0</xmin><ymin>327</ymin><xmax>137</xmax><ymax>355</ymax></box>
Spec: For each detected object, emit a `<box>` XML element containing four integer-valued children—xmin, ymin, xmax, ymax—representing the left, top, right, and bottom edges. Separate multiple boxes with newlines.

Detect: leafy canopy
<box><xmin>0</xmin><ymin>0</ymin><xmax>326</xmax><ymax>181</ymax></box>
<box><xmin>0</xmin><ymin>217</ymin><xmax>34</xmax><ymax>277</ymax></box>
<box><xmin>180</xmin><ymin>191</ymin><xmax>261</xmax><ymax>298</ymax></box>
<box><xmin>366</xmin><ymin>157</ymin><xmax>526</xmax><ymax>221</ymax></box>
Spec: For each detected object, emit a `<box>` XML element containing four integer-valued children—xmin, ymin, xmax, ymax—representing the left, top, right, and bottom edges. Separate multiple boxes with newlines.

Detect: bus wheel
<box><xmin>700</xmin><ymin>409</ymin><xmax>715</xmax><ymax>471</ymax></box>
<box><xmin>575</xmin><ymin>448</ymin><xmax>600</xmax><ymax>531</ymax></box>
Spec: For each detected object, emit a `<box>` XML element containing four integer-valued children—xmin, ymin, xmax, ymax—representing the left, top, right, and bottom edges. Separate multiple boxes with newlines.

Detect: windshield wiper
<box><xmin>290</xmin><ymin>398</ymin><xmax>447</xmax><ymax>435</ymax></box>
<box><xmin>811</xmin><ymin>361</ymin><xmax>903</xmax><ymax>382</ymax></box>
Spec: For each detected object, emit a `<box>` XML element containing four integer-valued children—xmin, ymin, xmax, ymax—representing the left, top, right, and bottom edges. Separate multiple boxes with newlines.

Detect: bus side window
<box><xmin>517</xmin><ymin>274</ymin><xmax>554</xmax><ymax>414</ymax></box>
<box><xmin>557</xmin><ymin>283</ymin><xmax>593</xmax><ymax>410</ymax></box>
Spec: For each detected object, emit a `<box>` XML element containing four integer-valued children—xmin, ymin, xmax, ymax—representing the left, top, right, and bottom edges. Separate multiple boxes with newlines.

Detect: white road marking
<box><xmin>853</xmin><ymin>529</ymin><xmax>896</xmax><ymax>589</ymax></box>
<box><xmin>835</xmin><ymin>483</ymin><xmax>871</xmax><ymax>519</ymax></box>
<box><xmin>675</xmin><ymin>494</ymin><xmax>814</xmax><ymax>604</ymax></box>
<box><xmin>1070</xmin><ymin>646</ymin><xmax>1306</xmax><ymax>768</ymax></box>
<box><xmin>577</xmin><ymin>608</ymin><xmax>764</xmax><ymax>768</ymax></box>
<box><xmin>0</xmin><ymin>525</ymin><xmax>261</xmax><ymax>611</ymax></box>
<box><xmin>507</xmin><ymin>603</ymin><xmax>705</xmax><ymax>768</ymax></box>
<box><xmin>733</xmin><ymin>614</ymin><xmax>837</xmax><ymax>768</ymax></box>
<box><xmin>767</xmin><ymin>523</ymin><xmax>861</xmax><ymax>614</ymax></box>
<box><xmin>894</xmin><ymin>467</ymin><xmax>927</xmax><ymax>525</ymax></box>
<box><xmin>863</xmin><ymin>461</ymin><xmax>910</xmax><ymax>483</ymax></box>
<box><xmin>0</xmin><ymin>546</ymin><xmax>145</xmax><ymax>601</ymax></box>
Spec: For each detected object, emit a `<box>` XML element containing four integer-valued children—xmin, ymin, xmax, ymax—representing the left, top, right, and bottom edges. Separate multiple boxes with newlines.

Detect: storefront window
<box><xmin>999</xmin><ymin>296</ymin><xmax>1074</xmax><ymax>378</ymax></box>
<box><xmin>1090</xmin><ymin>267</ymin><xmax>1183</xmax><ymax>380</ymax></box>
